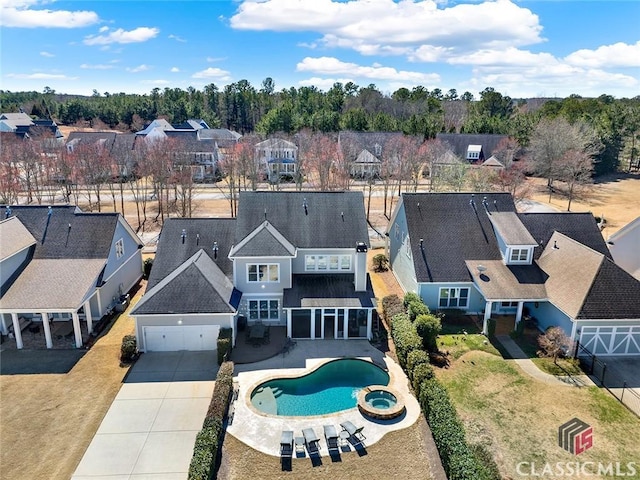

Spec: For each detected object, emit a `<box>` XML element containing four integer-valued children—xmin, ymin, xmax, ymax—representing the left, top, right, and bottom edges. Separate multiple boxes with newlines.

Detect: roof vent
<box><xmin>341</xmin><ymin>211</ymin><xmax>344</xmax><ymax>221</ymax></box>
<box><xmin>213</xmin><ymin>241</ymin><xmax>218</xmax><ymax>259</ymax></box>
<box><xmin>264</xmin><ymin>208</ymin><xmax>267</xmax><ymax>220</ymax></box>
<box><xmin>196</xmin><ymin>233</ymin><xmax>200</xmax><ymax>246</ymax></box>
<box><xmin>48</xmin><ymin>205</ymin><xmax>53</xmax><ymax>216</ymax></box>
<box><xmin>181</xmin><ymin>229</ymin><xmax>187</xmax><ymax>244</ymax></box>
<box><xmin>553</xmin><ymin>240</ymin><xmax>559</xmax><ymax>250</ymax></box>
<box><xmin>4</xmin><ymin>206</ymin><xmax>11</xmax><ymax>218</ymax></box>
<box><xmin>477</xmin><ymin>264</ymin><xmax>487</xmax><ymax>273</ymax></box>
<box><xmin>303</xmin><ymin>197</ymin><xmax>308</xmax><ymax>216</ymax></box>
<box><xmin>469</xmin><ymin>194</ymin><xmax>476</xmax><ymax>211</ymax></box>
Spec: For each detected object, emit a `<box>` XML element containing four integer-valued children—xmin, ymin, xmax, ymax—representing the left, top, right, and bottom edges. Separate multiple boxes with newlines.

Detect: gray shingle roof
<box><xmin>133</xmin><ymin>250</ymin><xmax>240</xmax><ymax>315</ymax></box>
<box><xmin>283</xmin><ymin>274</ymin><xmax>375</xmax><ymax>308</ymax></box>
<box><xmin>0</xmin><ymin>216</ymin><xmax>35</xmax><ymax>260</ymax></box>
<box><xmin>402</xmin><ymin>192</ymin><xmax>517</xmax><ymax>282</ymax></box>
<box><xmin>230</xmin><ymin>221</ymin><xmax>296</xmax><ymax>257</ymax></box>
<box><xmin>235</xmin><ymin>191</ymin><xmax>369</xmax><ymax>249</ymax></box>
<box><xmin>5</xmin><ymin>206</ymin><xmax>119</xmax><ymax>259</ymax></box>
<box><xmin>465</xmin><ymin>260</ymin><xmax>547</xmax><ymax>300</ymax></box>
<box><xmin>488</xmin><ymin>212</ymin><xmax>537</xmax><ymax>246</ymax></box>
<box><xmin>147</xmin><ymin>218</ymin><xmax>235</xmax><ymax>290</ymax></box>
<box><xmin>518</xmin><ymin>212</ymin><xmax>611</xmax><ymax>260</ymax></box>
<box><xmin>435</xmin><ymin>133</ymin><xmax>508</xmax><ymax>159</ymax></box>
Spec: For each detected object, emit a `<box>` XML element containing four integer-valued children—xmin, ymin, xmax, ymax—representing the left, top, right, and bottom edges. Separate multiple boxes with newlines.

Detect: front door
<box><xmin>324</xmin><ymin>315</ymin><xmax>335</xmax><ymax>339</ymax></box>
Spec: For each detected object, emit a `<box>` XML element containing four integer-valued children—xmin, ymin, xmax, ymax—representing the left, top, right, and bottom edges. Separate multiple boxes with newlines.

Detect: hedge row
<box><xmin>390</xmin><ymin>313</ymin><xmax>423</xmax><ymax>370</ymax></box>
<box><xmin>217</xmin><ymin>328</ymin><xmax>233</xmax><ymax>365</ymax></box>
<box><xmin>381</xmin><ymin>294</ymin><xmax>404</xmax><ymax>323</ymax></box>
<box><xmin>188</xmin><ymin>361</ymin><xmax>234</xmax><ymax>480</ymax></box>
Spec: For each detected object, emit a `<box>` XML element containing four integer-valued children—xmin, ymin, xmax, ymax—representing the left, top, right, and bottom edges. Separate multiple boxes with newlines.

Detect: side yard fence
<box><xmin>575</xmin><ymin>343</ymin><xmax>640</xmax><ymax>418</ymax></box>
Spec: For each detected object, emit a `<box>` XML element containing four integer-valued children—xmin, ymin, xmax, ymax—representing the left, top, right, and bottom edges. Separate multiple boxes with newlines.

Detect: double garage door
<box><xmin>579</xmin><ymin>326</ymin><xmax>640</xmax><ymax>355</ymax></box>
<box><xmin>143</xmin><ymin>325</ymin><xmax>220</xmax><ymax>352</ymax></box>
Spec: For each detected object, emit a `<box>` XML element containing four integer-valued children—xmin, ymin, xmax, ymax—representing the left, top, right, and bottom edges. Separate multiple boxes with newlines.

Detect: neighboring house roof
<box><xmin>481</xmin><ymin>156</ymin><xmax>505</xmax><ymax>168</ymax></box>
<box><xmin>198</xmin><ymin>128</ymin><xmax>242</xmax><ymax>146</ymax></box>
<box><xmin>133</xmin><ymin>250</ymin><xmax>240</xmax><ymax>315</ymax></box>
<box><xmin>5</xmin><ymin>206</ymin><xmax>121</xmax><ymax>259</ymax></box>
<box><xmin>136</xmin><ymin>119</ymin><xmax>174</xmax><ymax>135</ymax></box>
<box><xmin>354</xmin><ymin>150</ymin><xmax>381</xmax><ymax>165</ymax></box>
<box><xmin>235</xmin><ymin>191</ymin><xmax>369</xmax><ymax>249</ymax></box>
<box><xmin>518</xmin><ymin>212</ymin><xmax>611</xmax><ymax>260</ymax></box>
<box><xmin>255</xmin><ymin>138</ymin><xmax>297</xmax><ymax>150</ymax></box>
<box><xmin>537</xmin><ymin>232</ymin><xmax>640</xmax><ymax>320</ymax></box>
<box><xmin>229</xmin><ymin>221</ymin><xmax>296</xmax><ymax>257</ymax></box>
<box><xmin>0</xmin><ymin>216</ymin><xmax>36</xmax><ymax>261</ymax></box>
<box><xmin>0</xmin><ymin>259</ymin><xmax>106</xmax><ymax>310</ymax></box>
<box><xmin>0</xmin><ymin>112</ymin><xmax>33</xmax><ymax>124</ymax></box>
<box><xmin>146</xmin><ymin>218</ymin><xmax>236</xmax><ymax>290</ymax></box>
<box><xmin>400</xmin><ymin>192</ymin><xmax>517</xmax><ymax>283</ymax></box>
<box><xmin>488</xmin><ymin>212</ymin><xmax>538</xmax><ymax>246</ymax></box>
<box><xmin>283</xmin><ymin>274</ymin><xmax>375</xmax><ymax>308</ymax></box>
<box><xmin>436</xmin><ymin>133</ymin><xmax>508</xmax><ymax>159</ymax></box>
<box><xmin>607</xmin><ymin>216</ymin><xmax>640</xmax><ymax>280</ymax></box>
<box><xmin>0</xmin><ymin>113</ymin><xmax>62</xmax><ymax>139</ymax></box>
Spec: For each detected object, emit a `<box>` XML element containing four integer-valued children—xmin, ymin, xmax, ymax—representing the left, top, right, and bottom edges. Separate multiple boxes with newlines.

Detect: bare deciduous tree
<box><xmin>537</xmin><ymin>326</ymin><xmax>572</xmax><ymax>364</ymax></box>
<box><xmin>557</xmin><ymin>149</ymin><xmax>594</xmax><ymax>211</ymax></box>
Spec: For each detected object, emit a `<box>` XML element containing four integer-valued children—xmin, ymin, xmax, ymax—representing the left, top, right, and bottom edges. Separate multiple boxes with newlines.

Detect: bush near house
<box><xmin>120</xmin><ymin>335</ymin><xmax>137</xmax><ymax>363</ymax></box>
<box><xmin>188</xmin><ymin>361</ymin><xmax>234</xmax><ymax>480</ymax></box>
<box><xmin>406</xmin><ymin>349</ymin><xmax>431</xmax><ymax>380</ymax></box>
<box><xmin>403</xmin><ymin>292</ymin><xmax>422</xmax><ymax>309</ymax></box>
<box><xmin>390</xmin><ymin>313</ymin><xmax>423</xmax><ymax>369</ymax></box>
<box><xmin>143</xmin><ymin>258</ymin><xmax>153</xmax><ymax>279</ymax></box>
<box><xmin>217</xmin><ymin>328</ymin><xmax>233</xmax><ymax>365</ymax></box>
<box><xmin>381</xmin><ymin>294</ymin><xmax>404</xmax><ymax>323</ymax></box>
<box><xmin>408</xmin><ymin>300</ymin><xmax>430</xmax><ymax>322</ymax></box>
<box><xmin>415</xmin><ymin>313</ymin><xmax>442</xmax><ymax>351</ymax></box>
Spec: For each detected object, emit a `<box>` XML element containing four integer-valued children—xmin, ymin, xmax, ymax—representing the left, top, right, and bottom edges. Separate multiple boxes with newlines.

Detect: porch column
<box><xmin>482</xmin><ymin>301</ymin><xmax>493</xmax><ymax>335</ymax></box>
<box><xmin>72</xmin><ymin>311</ymin><xmax>82</xmax><ymax>348</ymax></box>
<box><xmin>84</xmin><ymin>300</ymin><xmax>93</xmax><ymax>335</ymax></box>
<box><xmin>41</xmin><ymin>313</ymin><xmax>53</xmax><ymax>349</ymax></box>
<box><xmin>367</xmin><ymin>310</ymin><xmax>373</xmax><ymax>340</ymax></box>
<box><xmin>311</xmin><ymin>308</ymin><xmax>316</xmax><ymax>339</ymax></box>
<box><xmin>343</xmin><ymin>310</ymin><xmax>348</xmax><ymax>339</ymax></box>
<box><xmin>1</xmin><ymin>314</ymin><xmax>7</xmax><ymax>335</ymax></box>
<box><xmin>286</xmin><ymin>310</ymin><xmax>292</xmax><ymax>338</ymax></box>
<box><xmin>11</xmin><ymin>313</ymin><xmax>23</xmax><ymax>349</ymax></box>
<box><xmin>515</xmin><ymin>302</ymin><xmax>524</xmax><ymax>325</ymax></box>
<box><xmin>320</xmin><ymin>310</ymin><xmax>325</xmax><ymax>340</ymax></box>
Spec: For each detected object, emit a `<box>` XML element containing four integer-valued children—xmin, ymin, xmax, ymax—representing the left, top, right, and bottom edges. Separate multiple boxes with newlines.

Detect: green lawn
<box><xmin>510</xmin><ymin>329</ymin><xmax>585</xmax><ymax>376</ymax></box>
<box><xmin>437</xmin><ymin>333</ymin><xmax>501</xmax><ymax>360</ymax></box>
<box><xmin>437</xmin><ymin>351</ymin><xmax>640</xmax><ymax>479</ymax></box>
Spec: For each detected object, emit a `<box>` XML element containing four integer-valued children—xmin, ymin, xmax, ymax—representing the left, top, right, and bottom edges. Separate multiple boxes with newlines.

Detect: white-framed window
<box><xmin>439</xmin><ymin>287</ymin><xmax>469</xmax><ymax>308</ymax></box>
<box><xmin>305</xmin><ymin>255</ymin><xmax>351</xmax><ymax>271</ymax></box>
<box><xmin>406</xmin><ymin>238</ymin><xmax>412</xmax><ymax>259</ymax></box>
<box><xmin>115</xmin><ymin>238</ymin><xmax>124</xmax><ymax>259</ymax></box>
<box><xmin>510</xmin><ymin>248</ymin><xmax>529</xmax><ymax>263</ymax></box>
<box><xmin>248</xmin><ymin>299</ymin><xmax>279</xmax><ymax>321</ymax></box>
<box><xmin>247</xmin><ymin>264</ymin><xmax>279</xmax><ymax>282</ymax></box>
<box><xmin>501</xmin><ymin>301</ymin><xmax>519</xmax><ymax>308</ymax></box>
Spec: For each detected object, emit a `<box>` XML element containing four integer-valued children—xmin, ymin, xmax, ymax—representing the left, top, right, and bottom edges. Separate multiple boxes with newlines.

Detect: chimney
<box><xmin>354</xmin><ymin>242</ymin><xmax>368</xmax><ymax>292</ymax></box>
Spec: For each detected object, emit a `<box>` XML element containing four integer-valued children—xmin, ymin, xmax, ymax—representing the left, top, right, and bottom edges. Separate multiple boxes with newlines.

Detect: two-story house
<box><xmin>130</xmin><ymin>191</ymin><xmax>375</xmax><ymax>352</ymax></box>
<box><xmin>0</xmin><ymin>205</ymin><xmax>143</xmax><ymax>349</ymax></box>
<box><xmin>254</xmin><ymin>138</ymin><xmax>298</xmax><ymax>182</ymax></box>
<box><xmin>387</xmin><ymin>193</ymin><xmax>640</xmax><ymax>356</ymax></box>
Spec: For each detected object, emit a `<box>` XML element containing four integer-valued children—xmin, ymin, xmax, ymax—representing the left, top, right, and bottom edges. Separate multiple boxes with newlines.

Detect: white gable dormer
<box><xmin>487</xmin><ymin>211</ymin><xmax>537</xmax><ymax>265</ymax></box>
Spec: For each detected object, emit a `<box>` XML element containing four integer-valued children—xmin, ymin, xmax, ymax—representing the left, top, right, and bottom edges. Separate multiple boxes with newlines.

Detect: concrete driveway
<box><xmin>595</xmin><ymin>356</ymin><xmax>640</xmax><ymax>416</ymax></box>
<box><xmin>71</xmin><ymin>351</ymin><xmax>218</xmax><ymax>480</ymax></box>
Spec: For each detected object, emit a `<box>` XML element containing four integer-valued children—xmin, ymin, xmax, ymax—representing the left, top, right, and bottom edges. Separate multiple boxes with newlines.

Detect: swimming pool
<box><xmin>250</xmin><ymin>358</ymin><xmax>390</xmax><ymax>416</ymax></box>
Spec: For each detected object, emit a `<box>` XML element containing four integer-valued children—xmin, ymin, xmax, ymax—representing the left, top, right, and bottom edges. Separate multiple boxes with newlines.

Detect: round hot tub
<box><xmin>357</xmin><ymin>385</ymin><xmax>405</xmax><ymax>420</ymax></box>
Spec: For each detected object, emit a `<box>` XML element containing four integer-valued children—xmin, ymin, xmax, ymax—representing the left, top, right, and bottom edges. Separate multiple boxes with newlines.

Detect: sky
<box><xmin>1</xmin><ymin>0</ymin><xmax>639</xmax><ymax>100</ymax></box>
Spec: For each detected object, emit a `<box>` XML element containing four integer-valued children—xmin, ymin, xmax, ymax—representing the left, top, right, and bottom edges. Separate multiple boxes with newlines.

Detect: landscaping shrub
<box><xmin>120</xmin><ymin>334</ymin><xmax>137</xmax><ymax>362</ymax></box>
<box><xmin>390</xmin><ymin>313</ymin><xmax>422</xmax><ymax>369</ymax></box>
<box><xmin>411</xmin><ymin>362</ymin><xmax>434</xmax><ymax>393</ymax></box>
<box><xmin>143</xmin><ymin>257</ymin><xmax>153</xmax><ymax>279</ymax></box>
<box><xmin>406</xmin><ymin>349</ymin><xmax>430</xmax><ymax>380</ymax></box>
<box><xmin>217</xmin><ymin>328</ymin><xmax>233</xmax><ymax>365</ymax></box>
<box><xmin>403</xmin><ymin>292</ymin><xmax>422</xmax><ymax>309</ymax></box>
<box><xmin>372</xmin><ymin>253</ymin><xmax>389</xmax><ymax>272</ymax></box>
<box><xmin>418</xmin><ymin>378</ymin><xmax>492</xmax><ymax>480</ymax></box>
<box><xmin>408</xmin><ymin>300</ymin><xmax>429</xmax><ymax>322</ymax></box>
<box><xmin>188</xmin><ymin>361</ymin><xmax>234</xmax><ymax>480</ymax></box>
<box><xmin>471</xmin><ymin>443</ymin><xmax>502</xmax><ymax>480</ymax></box>
<box><xmin>381</xmin><ymin>294</ymin><xmax>404</xmax><ymax>323</ymax></box>
<box><xmin>415</xmin><ymin>313</ymin><xmax>442</xmax><ymax>351</ymax></box>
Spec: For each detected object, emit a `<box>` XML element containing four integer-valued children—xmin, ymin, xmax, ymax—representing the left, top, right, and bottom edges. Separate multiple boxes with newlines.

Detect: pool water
<box><xmin>365</xmin><ymin>390</ymin><xmax>397</xmax><ymax>410</ymax></box>
<box><xmin>251</xmin><ymin>358</ymin><xmax>389</xmax><ymax>416</ymax></box>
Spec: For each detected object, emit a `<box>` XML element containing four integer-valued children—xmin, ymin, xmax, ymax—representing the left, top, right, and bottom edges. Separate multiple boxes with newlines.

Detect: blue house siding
<box><xmin>528</xmin><ymin>301</ymin><xmax>573</xmax><ymax>335</ymax></box>
<box><xmin>388</xmin><ymin>202</ymin><xmax>417</xmax><ymax>293</ymax></box>
<box><xmin>103</xmin><ymin>220</ymin><xmax>142</xmax><ymax>279</ymax></box>
<box><xmin>418</xmin><ymin>282</ymin><xmax>483</xmax><ymax>313</ymax></box>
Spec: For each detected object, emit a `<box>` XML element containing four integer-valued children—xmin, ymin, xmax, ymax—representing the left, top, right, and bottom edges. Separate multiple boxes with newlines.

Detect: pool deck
<box><xmin>228</xmin><ymin>339</ymin><xmax>421</xmax><ymax>457</ymax></box>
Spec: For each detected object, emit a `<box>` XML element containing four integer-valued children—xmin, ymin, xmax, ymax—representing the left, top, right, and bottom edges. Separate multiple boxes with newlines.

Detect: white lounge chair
<box><xmin>340</xmin><ymin>420</ymin><xmax>366</xmax><ymax>445</ymax></box>
<box><xmin>280</xmin><ymin>430</ymin><xmax>293</xmax><ymax>457</ymax></box>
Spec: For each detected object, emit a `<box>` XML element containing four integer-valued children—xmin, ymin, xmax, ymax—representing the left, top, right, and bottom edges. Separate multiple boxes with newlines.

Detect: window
<box><xmin>394</xmin><ymin>224</ymin><xmax>400</xmax><ymax>240</ymax></box>
<box><xmin>510</xmin><ymin>248</ymin><xmax>529</xmax><ymax>262</ymax></box>
<box><xmin>248</xmin><ymin>300</ymin><xmax>279</xmax><ymax>320</ymax></box>
<box><xmin>501</xmin><ymin>301</ymin><xmax>519</xmax><ymax>308</ymax></box>
<box><xmin>115</xmin><ymin>238</ymin><xmax>124</xmax><ymax>259</ymax></box>
<box><xmin>439</xmin><ymin>288</ymin><xmax>469</xmax><ymax>308</ymax></box>
<box><xmin>406</xmin><ymin>238</ymin><xmax>412</xmax><ymax>259</ymax></box>
<box><xmin>247</xmin><ymin>264</ymin><xmax>279</xmax><ymax>282</ymax></box>
<box><xmin>305</xmin><ymin>255</ymin><xmax>351</xmax><ymax>271</ymax></box>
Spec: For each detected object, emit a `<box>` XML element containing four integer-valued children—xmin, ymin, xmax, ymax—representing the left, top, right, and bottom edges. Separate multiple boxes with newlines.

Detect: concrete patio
<box><xmin>227</xmin><ymin>339</ymin><xmax>421</xmax><ymax>457</ymax></box>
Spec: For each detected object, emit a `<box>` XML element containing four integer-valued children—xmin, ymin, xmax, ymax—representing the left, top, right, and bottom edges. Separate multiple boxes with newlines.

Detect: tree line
<box><xmin>2</xmin><ymin>82</ymin><xmax>639</xmax><ymax>175</ymax></box>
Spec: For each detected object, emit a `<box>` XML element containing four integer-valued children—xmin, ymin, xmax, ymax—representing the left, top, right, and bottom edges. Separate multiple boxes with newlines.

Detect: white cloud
<box><xmin>564</xmin><ymin>41</ymin><xmax>640</xmax><ymax>68</ymax></box>
<box><xmin>447</xmin><ymin>47</ymin><xmax>559</xmax><ymax>67</ymax></box>
<box><xmin>40</xmin><ymin>51</ymin><xmax>54</xmax><ymax>57</ymax></box>
<box><xmin>206</xmin><ymin>56</ymin><xmax>225</xmax><ymax>63</ymax></box>
<box><xmin>296</xmin><ymin>56</ymin><xmax>440</xmax><ymax>84</ymax></box>
<box><xmin>192</xmin><ymin>67</ymin><xmax>232</xmax><ymax>80</ymax></box>
<box><xmin>99</xmin><ymin>26</ymin><xmax>109</xmax><ymax>33</ymax></box>
<box><xmin>170</xmin><ymin>67</ymin><xmax>180</xmax><ymax>73</ymax></box>
<box><xmin>6</xmin><ymin>72</ymin><xmax>77</xmax><ymax>80</ymax></box>
<box><xmin>126</xmin><ymin>64</ymin><xmax>151</xmax><ymax>73</ymax></box>
<box><xmin>231</xmin><ymin>0</ymin><xmax>543</xmax><ymax>56</ymax></box>
<box><xmin>80</xmin><ymin>63</ymin><xmax>115</xmax><ymax>70</ymax></box>
<box><xmin>1</xmin><ymin>0</ymin><xmax>99</xmax><ymax>28</ymax></box>
<box><xmin>141</xmin><ymin>79</ymin><xmax>171</xmax><ymax>85</ymax></box>
<box><xmin>298</xmin><ymin>77</ymin><xmax>355</xmax><ymax>90</ymax></box>
<box><xmin>168</xmin><ymin>34</ymin><xmax>186</xmax><ymax>42</ymax></box>
<box><xmin>84</xmin><ymin>27</ymin><xmax>159</xmax><ymax>46</ymax></box>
